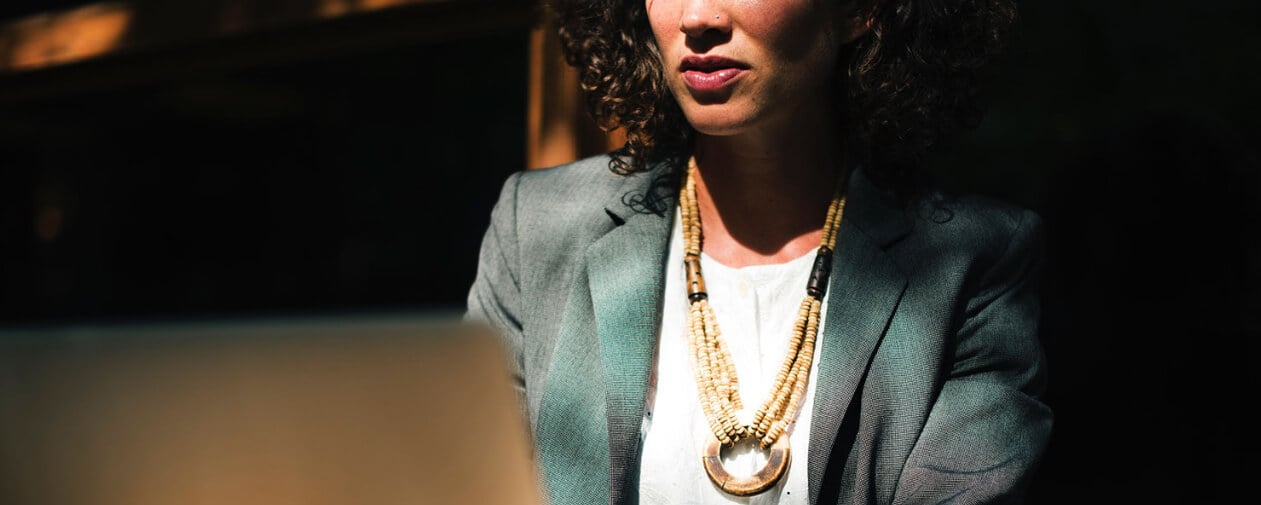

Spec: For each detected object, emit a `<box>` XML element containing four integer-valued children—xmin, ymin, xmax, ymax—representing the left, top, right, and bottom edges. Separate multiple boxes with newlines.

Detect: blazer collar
<box><xmin>597</xmin><ymin>164</ymin><xmax>912</xmax><ymax>246</ymax></box>
<box><xmin>841</xmin><ymin>167</ymin><xmax>913</xmax><ymax>247</ymax></box>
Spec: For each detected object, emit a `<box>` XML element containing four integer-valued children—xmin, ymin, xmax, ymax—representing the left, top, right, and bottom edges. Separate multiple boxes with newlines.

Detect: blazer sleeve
<box><xmin>892</xmin><ymin>211</ymin><xmax>1054</xmax><ymax>505</ymax></box>
<box><xmin>465</xmin><ymin>172</ymin><xmax>527</xmax><ymax>407</ymax></box>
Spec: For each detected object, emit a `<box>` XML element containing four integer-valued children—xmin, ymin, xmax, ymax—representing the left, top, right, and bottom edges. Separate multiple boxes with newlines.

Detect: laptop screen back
<box><xmin>0</xmin><ymin>315</ymin><xmax>541</xmax><ymax>505</ymax></box>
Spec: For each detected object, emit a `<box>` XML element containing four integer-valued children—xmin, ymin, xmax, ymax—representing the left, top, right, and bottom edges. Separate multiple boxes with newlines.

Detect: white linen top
<box><xmin>638</xmin><ymin>214</ymin><xmax>827</xmax><ymax>504</ymax></box>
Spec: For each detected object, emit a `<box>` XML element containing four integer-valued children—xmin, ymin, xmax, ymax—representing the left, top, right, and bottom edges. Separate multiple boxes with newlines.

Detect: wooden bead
<box><xmin>806</xmin><ymin>249</ymin><xmax>832</xmax><ymax>299</ymax></box>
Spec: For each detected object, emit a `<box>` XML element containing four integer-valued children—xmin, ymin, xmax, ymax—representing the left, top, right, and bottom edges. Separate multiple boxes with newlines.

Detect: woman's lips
<box><xmin>680</xmin><ymin>56</ymin><xmax>749</xmax><ymax>93</ymax></box>
<box><xmin>682</xmin><ymin>67</ymin><xmax>746</xmax><ymax>92</ymax></box>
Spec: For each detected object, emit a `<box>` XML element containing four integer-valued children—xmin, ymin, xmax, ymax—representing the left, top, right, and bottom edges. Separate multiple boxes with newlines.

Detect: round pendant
<box><xmin>701</xmin><ymin>436</ymin><xmax>790</xmax><ymax>496</ymax></box>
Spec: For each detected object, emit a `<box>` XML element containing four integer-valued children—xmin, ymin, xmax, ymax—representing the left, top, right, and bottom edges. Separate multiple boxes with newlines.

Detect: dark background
<box><xmin>940</xmin><ymin>3</ymin><xmax>1260</xmax><ymax>502</ymax></box>
<box><xmin>2</xmin><ymin>1</ymin><xmax>1258</xmax><ymax>503</ymax></box>
<box><xmin>1</xmin><ymin>0</ymin><xmax>528</xmax><ymax>319</ymax></box>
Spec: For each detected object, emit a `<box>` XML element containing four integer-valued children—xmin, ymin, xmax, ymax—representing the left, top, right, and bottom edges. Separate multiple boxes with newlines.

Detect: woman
<box><xmin>468</xmin><ymin>0</ymin><xmax>1050</xmax><ymax>504</ymax></box>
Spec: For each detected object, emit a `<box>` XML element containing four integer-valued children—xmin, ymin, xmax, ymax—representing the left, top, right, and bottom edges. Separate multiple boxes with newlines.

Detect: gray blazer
<box><xmin>467</xmin><ymin>154</ymin><xmax>1052</xmax><ymax>505</ymax></box>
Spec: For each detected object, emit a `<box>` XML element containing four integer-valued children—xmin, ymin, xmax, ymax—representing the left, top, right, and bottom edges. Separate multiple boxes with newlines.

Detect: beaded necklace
<box><xmin>679</xmin><ymin>157</ymin><xmax>847</xmax><ymax>496</ymax></box>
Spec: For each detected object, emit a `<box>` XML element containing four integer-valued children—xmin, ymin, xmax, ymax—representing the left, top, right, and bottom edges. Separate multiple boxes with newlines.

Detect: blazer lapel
<box><xmin>587</xmin><ymin>202</ymin><xmax>673</xmax><ymax>505</ymax></box>
<box><xmin>536</xmin><ymin>170</ymin><xmax>674</xmax><ymax>505</ymax></box>
<box><xmin>536</xmin><ymin>262</ymin><xmax>612</xmax><ymax>505</ymax></box>
<box><xmin>807</xmin><ymin>170</ymin><xmax>910</xmax><ymax>503</ymax></box>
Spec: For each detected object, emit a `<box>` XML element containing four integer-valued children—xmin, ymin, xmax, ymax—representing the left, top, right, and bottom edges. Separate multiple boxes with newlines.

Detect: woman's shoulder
<box><xmin>894</xmin><ymin>188</ymin><xmax>1043</xmax><ymax>278</ymax></box>
<box><xmin>487</xmin><ymin>153</ymin><xmax>664</xmax><ymax>259</ymax></box>
<box><xmin>515</xmin><ymin>154</ymin><xmax>627</xmax><ymax>194</ymax></box>
<box><xmin>911</xmin><ymin>191</ymin><xmax>1040</xmax><ymax>244</ymax></box>
<box><xmin>849</xmin><ymin>168</ymin><xmax>1040</xmax><ymax>259</ymax></box>
<box><xmin>503</xmin><ymin>153</ymin><xmax>657</xmax><ymax>217</ymax></box>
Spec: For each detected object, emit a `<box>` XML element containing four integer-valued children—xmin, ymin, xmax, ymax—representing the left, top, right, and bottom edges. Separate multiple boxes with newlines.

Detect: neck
<box><xmin>690</xmin><ymin>115</ymin><xmax>844</xmax><ymax>267</ymax></box>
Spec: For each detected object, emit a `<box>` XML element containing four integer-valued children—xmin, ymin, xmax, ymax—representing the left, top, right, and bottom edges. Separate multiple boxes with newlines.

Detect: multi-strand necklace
<box><xmin>679</xmin><ymin>157</ymin><xmax>847</xmax><ymax>496</ymax></box>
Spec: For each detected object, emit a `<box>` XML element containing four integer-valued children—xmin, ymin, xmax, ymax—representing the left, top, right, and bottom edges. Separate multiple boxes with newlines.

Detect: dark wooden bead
<box><xmin>685</xmin><ymin>256</ymin><xmax>707</xmax><ymax>299</ymax></box>
<box><xmin>806</xmin><ymin>249</ymin><xmax>832</xmax><ymax>299</ymax></box>
<box><xmin>702</xmin><ymin>436</ymin><xmax>790</xmax><ymax>495</ymax></box>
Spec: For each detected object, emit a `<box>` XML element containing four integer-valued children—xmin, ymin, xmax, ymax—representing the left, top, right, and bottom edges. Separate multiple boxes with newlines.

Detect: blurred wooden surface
<box><xmin>0</xmin><ymin>1</ymin><xmax>483</xmax><ymax>75</ymax></box>
<box><xmin>0</xmin><ymin>0</ymin><xmax>535</xmax><ymax>105</ymax></box>
<box><xmin>525</xmin><ymin>24</ymin><xmax>624</xmax><ymax>169</ymax></box>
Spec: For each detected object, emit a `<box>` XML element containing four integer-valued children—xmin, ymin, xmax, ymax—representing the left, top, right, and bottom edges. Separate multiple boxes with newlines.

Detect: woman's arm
<box><xmin>892</xmin><ymin>211</ymin><xmax>1053</xmax><ymax>505</ymax></box>
<box><xmin>466</xmin><ymin>172</ymin><xmax>527</xmax><ymax>407</ymax></box>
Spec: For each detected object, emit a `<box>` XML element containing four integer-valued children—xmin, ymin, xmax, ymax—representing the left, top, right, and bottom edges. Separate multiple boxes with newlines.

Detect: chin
<box><xmin>682</xmin><ymin>106</ymin><xmax>757</xmax><ymax>137</ymax></box>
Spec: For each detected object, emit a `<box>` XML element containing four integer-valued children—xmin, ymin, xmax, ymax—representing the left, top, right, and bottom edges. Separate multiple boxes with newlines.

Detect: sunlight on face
<box><xmin>645</xmin><ymin>0</ymin><xmax>866</xmax><ymax>137</ymax></box>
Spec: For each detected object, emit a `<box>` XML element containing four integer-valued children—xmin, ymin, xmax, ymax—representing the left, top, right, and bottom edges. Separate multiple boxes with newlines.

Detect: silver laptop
<box><xmin>0</xmin><ymin>314</ymin><xmax>543</xmax><ymax>505</ymax></box>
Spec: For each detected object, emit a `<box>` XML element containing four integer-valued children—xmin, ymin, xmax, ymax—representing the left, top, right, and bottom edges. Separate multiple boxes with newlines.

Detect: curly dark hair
<box><xmin>549</xmin><ymin>0</ymin><xmax>1017</xmax><ymax>196</ymax></box>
